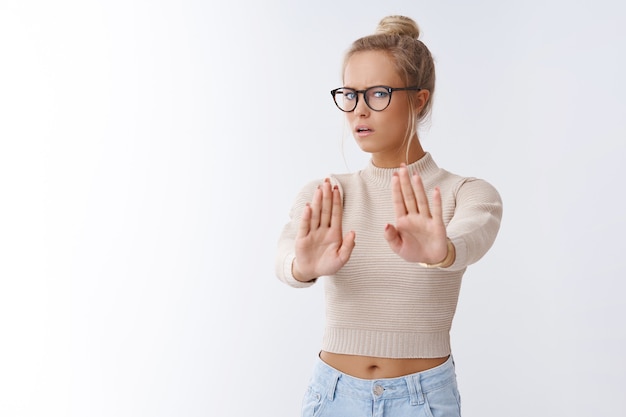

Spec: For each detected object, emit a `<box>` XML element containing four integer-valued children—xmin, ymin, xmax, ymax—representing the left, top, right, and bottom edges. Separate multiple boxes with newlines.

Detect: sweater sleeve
<box><xmin>445</xmin><ymin>178</ymin><xmax>503</xmax><ymax>271</ymax></box>
<box><xmin>275</xmin><ymin>179</ymin><xmax>322</xmax><ymax>288</ymax></box>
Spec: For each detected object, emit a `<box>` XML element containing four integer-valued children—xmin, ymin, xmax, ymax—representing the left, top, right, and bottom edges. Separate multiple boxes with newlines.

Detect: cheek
<box><xmin>389</xmin><ymin>122</ymin><xmax>409</xmax><ymax>142</ymax></box>
<box><xmin>385</xmin><ymin>108</ymin><xmax>411</xmax><ymax>135</ymax></box>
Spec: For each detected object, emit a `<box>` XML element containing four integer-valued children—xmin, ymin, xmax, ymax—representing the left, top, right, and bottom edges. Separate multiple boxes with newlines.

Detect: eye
<box><xmin>343</xmin><ymin>90</ymin><xmax>357</xmax><ymax>100</ymax></box>
<box><xmin>370</xmin><ymin>88</ymin><xmax>390</xmax><ymax>99</ymax></box>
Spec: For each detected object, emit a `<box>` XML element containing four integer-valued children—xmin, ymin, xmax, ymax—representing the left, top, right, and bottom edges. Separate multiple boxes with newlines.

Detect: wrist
<box><xmin>418</xmin><ymin>238</ymin><xmax>456</xmax><ymax>269</ymax></box>
<box><xmin>291</xmin><ymin>259</ymin><xmax>317</xmax><ymax>283</ymax></box>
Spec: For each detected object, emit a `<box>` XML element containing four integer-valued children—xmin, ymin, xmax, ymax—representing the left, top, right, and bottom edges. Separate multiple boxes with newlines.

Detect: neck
<box><xmin>371</xmin><ymin>137</ymin><xmax>425</xmax><ymax>168</ymax></box>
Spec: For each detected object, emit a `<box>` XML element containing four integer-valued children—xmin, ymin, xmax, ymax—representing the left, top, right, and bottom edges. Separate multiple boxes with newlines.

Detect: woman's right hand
<box><xmin>292</xmin><ymin>179</ymin><xmax>356</xmax><ymax>282</ymax></box>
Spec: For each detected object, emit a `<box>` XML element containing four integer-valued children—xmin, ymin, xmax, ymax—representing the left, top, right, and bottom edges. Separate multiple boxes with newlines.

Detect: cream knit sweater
<box><xmin>276</xmin><ymin>153</ymin><xmax>503</xmax><ymax>358</ymax></box>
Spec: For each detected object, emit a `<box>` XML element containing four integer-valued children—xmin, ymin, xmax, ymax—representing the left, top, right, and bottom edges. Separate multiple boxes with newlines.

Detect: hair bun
<box><xmin>375</xmin><ymin>15</ymin><xmax>420</xmax><ymax>39</ymax></box>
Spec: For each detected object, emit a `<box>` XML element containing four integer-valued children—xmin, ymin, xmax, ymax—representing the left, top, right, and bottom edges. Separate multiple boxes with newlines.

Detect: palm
<box><xmin>294</xmin><ymin>180</ymin><xmax>355</xmax><ymax>281</ymax></box>
<box><xmin>384</xmin><ymin>165</ymin><xmax>448</xmax><ymax>264</ymax></box>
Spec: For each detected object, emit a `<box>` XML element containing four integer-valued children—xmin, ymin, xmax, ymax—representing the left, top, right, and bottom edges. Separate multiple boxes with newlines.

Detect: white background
<box><xmin>1</xmin><ymin>1</ymin><xmax>625</xmax><ymax>416</ymax></box>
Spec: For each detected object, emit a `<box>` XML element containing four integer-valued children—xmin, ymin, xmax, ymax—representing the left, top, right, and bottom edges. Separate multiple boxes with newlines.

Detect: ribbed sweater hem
<box><xmin>322</xmin><ymin>327</ymin><xmax>451</xmax><ymax>359</ymax></box>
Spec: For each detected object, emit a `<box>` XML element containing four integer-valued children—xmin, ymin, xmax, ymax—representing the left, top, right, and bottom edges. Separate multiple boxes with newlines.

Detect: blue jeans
<box><xmin>302</xmin><ymin>355</ymin><xmax>461</xmax><ymax>417</ymax></box>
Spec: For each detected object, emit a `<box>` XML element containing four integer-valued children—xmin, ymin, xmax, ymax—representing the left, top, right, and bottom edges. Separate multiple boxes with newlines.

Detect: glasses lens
<box><xmin>365</xmin><ymin>87</ymin><xmax>391</xmax><ymax>111</ymax></box>
<box><xmin>333</xmin><ymin>88</ymin><xmax>357</xmax><ymax>112</ymax></box>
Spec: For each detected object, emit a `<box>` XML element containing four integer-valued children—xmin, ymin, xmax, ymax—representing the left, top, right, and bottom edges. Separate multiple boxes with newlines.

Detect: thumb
<box><xmin>338</xmin><ymin>230</ymin><xmax>356</xmax><ymax>263</ymax></box>
<box><xmin>384</xmin><ymin>223</ymin><xmax>402</xmax><ymax>253</ymax></box>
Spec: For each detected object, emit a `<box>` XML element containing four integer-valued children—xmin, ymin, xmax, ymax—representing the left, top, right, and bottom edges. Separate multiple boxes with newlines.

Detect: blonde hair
<box><xmin>343</xmin><ymin>16</ymin><xmax>436</xmax><ymax>153</ymax></box>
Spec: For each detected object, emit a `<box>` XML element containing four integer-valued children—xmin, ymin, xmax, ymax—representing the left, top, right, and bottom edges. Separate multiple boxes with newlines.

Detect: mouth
<box><xmin>355</xmin><ymin>126</ymin><xmax>373</xmax><ymax>136</ymax></box>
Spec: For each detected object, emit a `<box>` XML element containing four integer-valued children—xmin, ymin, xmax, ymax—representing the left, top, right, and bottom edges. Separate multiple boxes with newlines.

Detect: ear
<box><xmin>414</xmin><ymin>89</ymin><xmax>430</xmax><ymax>115</ymax></box>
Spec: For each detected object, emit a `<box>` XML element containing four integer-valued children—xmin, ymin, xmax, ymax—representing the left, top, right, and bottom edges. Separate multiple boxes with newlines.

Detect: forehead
<box><xmin>343</xmin><ymin>50</ymin><xmax>402</xmax><ymax>88</ymax></box>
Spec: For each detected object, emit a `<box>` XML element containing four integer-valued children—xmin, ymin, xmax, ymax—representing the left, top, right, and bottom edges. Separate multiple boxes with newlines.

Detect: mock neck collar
<box><xmin>361</xmin><ymin>152</ymin><xmax>440</xmax><ymax>188</ymax></box>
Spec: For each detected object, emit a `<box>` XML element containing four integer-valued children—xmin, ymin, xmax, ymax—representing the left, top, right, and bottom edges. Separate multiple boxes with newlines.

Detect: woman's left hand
<box><xmin>384</xmin><ymin>164</ymin><xmax>449</xmax><ymax>264</ymax></box>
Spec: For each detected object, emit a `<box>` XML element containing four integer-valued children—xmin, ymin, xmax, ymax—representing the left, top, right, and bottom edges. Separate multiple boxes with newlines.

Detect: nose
<box><xmin>354</xmin><ymin>93</ymin><xmax>370</xmax><ymax>116</ymax></box>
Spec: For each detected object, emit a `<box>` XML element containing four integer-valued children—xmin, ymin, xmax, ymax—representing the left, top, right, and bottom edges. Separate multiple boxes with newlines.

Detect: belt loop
<box><xmin>327</xmin><ymin>371</ymin><xmax>340</xmax><ymax>401</ymax></box>
<box><xmin>415</xmin><ymin>374</ymin><xmax>425</xmax><ymax>405</ymax></box>
<box><xmin>406</xmin><ymin>374</ymin><xmax>424</xmax><ymax>406</ymax></box>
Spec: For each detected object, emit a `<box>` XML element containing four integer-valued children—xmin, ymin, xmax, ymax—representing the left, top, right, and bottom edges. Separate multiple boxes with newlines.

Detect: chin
<box><xmin>355</xmin><ymin>143</ymin><xmax>378</xmax><ymax>154</ymax></box>
<box><xmin>354</xmin><ymin>137</ymin><xmax>377</xmax><ymax>152</ymax></box>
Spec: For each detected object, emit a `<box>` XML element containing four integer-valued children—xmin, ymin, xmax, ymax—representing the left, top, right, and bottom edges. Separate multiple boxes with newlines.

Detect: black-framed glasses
<box><xmin>330</xmin><ymin>85</ymin><xmax>422</xmax><ymax>112</ymax></box>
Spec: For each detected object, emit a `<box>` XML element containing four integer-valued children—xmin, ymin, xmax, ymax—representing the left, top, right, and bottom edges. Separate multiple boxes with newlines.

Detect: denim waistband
<box><xmin>310</xmin><ymin>355</ymin><xmax>457</xmax><ymax>405</ymax></box>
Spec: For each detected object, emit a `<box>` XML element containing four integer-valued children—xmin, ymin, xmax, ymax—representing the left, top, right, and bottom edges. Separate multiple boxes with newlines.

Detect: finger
<box><xmin>330</xmin><ymin>185</ymin><xmax>343</xmax><ymax>229</ymax></box>
<box><xmin>431</xmin><ymin>186</ymin><xmax>443</xmax><ymax>221</ymax></box>
<box><xmin>399</xmin><ymin>164</ymin><xmax>418</xmax><ymax>213</ymax></box>
<box><xmin>297</xmin><ymin>203</ymin><xmax>312</xmax><ymax>238</ymax></box>
<box><xmin>391</xmin><ymin>173</ymin><xmax>407</xmax><ymax>218</ymax></box>
<box><xmin>412</xmin><ymin>174</ymin><xmax>431</xmax><ymax>217</ymax></box>
<box><xmin>309</xmin><ymin>185</ymin><xmax>322</xmax><ymax>229</ymax></box>
<box><xmin>383</xmin><ymin>223</ymin><xmax>402</xmax><ymax>254</ymax></box>
<box><xmin>320</xmin><ymin>179</ymin><xmax>333</xmax><ymax>227</ymax></box>
<box><xmin>338</xmin><ymin>230</ymin><xmax>356</xmax><ymax>264</ymax></box>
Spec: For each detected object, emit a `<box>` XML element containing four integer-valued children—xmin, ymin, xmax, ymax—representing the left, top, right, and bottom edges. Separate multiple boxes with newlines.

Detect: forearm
<box><xmin>275</xmin><ymin>248</ymin><xmax>317</xmax><ymax>288</ymax></box>
<box><xmin>445</xmin><ymin>179</ymin><xmax>503</xmax><ymax>270</ymax></box>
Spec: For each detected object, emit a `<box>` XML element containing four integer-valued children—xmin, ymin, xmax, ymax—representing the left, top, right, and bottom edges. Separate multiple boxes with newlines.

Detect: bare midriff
<box><xmin>320</xmin><ymin>351</ymin><xmax>449</xmax><ymax>379</ymax></box>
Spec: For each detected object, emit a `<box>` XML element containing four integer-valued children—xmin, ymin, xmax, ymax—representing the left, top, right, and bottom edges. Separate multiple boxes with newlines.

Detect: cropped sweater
<box><xmin>275</xmin><ymin>153</ymin><xmax>503</xmax><ymax>358</ymax></box>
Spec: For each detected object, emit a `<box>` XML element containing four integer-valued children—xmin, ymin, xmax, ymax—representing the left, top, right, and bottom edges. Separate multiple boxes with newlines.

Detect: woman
<box><xmin>276</xmin><ymin>15</ymin><xmax>502</xmax><ymax>417</ymax></box>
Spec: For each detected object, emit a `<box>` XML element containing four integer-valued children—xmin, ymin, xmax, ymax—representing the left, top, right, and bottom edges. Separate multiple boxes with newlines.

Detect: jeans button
<box><xmin>373</xmin><ymin>385</ymin><xmax>384</xmax><ymax>396</ymax></box>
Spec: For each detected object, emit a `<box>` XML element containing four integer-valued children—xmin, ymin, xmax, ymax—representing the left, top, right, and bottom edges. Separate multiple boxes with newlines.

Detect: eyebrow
<box><xmin>340</xmin><ymin>84</ymin><xmax>391</xmax><ymax>90</ymax></box>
